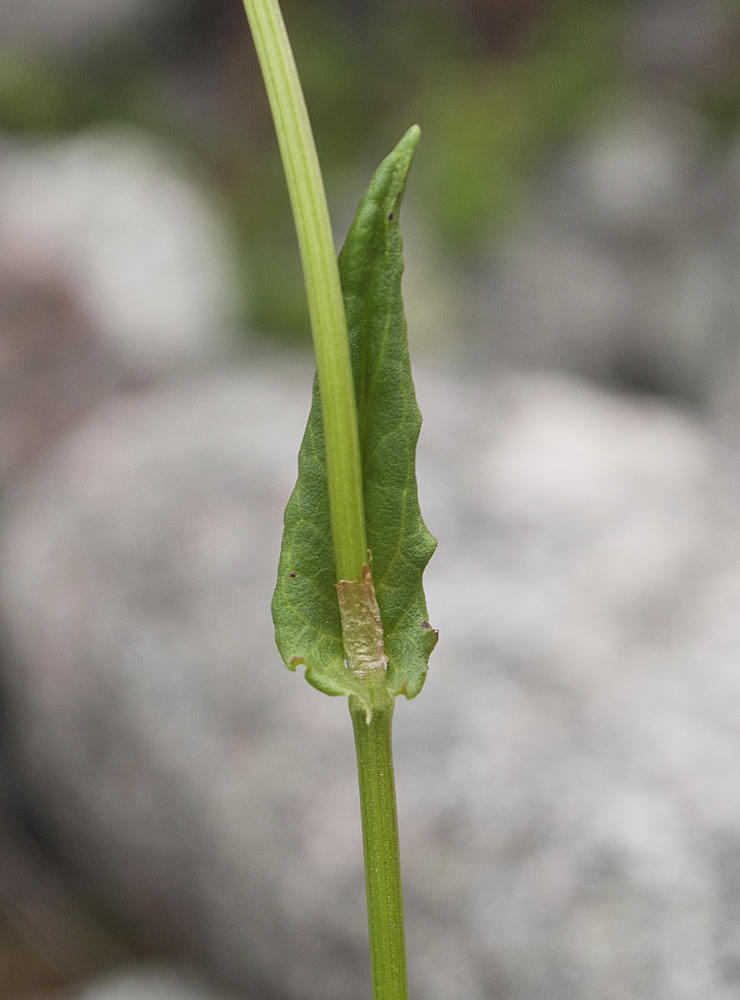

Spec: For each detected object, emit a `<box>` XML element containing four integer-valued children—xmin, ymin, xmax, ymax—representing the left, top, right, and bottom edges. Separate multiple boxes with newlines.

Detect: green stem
<box><xmin>242</xmin><ymin>5</ymin><xmax>410</xmax><ymax>999</ymax></box>
<box><xmin>350</xmin><ymin>690</ymin><xmax>409</xmax><ymax>1000</ymax></box>
<box><xmin>241</xmin><ymin>0</ymin><xmax>367</xmax><ymax>583</ymax></box>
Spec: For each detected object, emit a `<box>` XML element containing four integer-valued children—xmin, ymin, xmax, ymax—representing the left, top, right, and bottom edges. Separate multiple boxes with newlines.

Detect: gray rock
<box><xmin>624</xmin><ymin>0</ymin><xmax>739</xmax><ymax>90</ymax></box>
<box><xmin>474</xmin><ymin>100</ymin><xmax>740</xmax><ymax>406</ymax></box>
<box><xmin>0</xmin><ymin>0</ymin><xmax>180</xmax><ymax>56</ymax></box>
<box><xmin>0</xmin><ymin>127</ymin><xmax>242</xmax><ymax>493</ymax></box>
<box><xmin>63</xmin><ymin>964</ymin><xmax>252</xmax><ymax>1000</ymax></box>
<box><xmin>2</xmin><ymin>363</ymin><xmax>740</xmax><ymax>1000</ymax></box>
<box><xmin>0</xmin><ymin>267</ymin><xmax>122</xmax><ymax>493</ymax></box>
<box><xmin>0</xmin><ymin>127</ymin><xmax>239</xmax><ymax>379</ymax></box>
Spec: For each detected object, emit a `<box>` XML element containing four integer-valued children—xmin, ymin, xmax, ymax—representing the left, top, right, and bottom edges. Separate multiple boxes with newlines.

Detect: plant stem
<box><xmin>350</xmin><ymin>689</ymin><xmax>409</xmax><ymax>1000</ymax></box>
<box><xmin>242</xmin><ymin>5</ymin><xmax>411</xmax><ymax>998</ymax></box>
<box><xmin>241</xmin><ymin>0</ymin><xmax>367</xmax><ymax>583</ymax></box>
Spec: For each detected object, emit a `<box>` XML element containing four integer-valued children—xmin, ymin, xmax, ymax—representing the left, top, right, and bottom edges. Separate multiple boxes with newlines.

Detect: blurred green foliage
<box><xmin>417</xmin><ymin>1</ymin><xmax>624</xmax><ymax>244</ymax></box>
<box><xmin>0</xmin><ymin>45</ymin><xmax>163</xmax><ymax>135</ymax></box>
<box><xmin>4</xmin><ymin>0</ymin><xmax>737</xmax><ymax>338</ymax></box>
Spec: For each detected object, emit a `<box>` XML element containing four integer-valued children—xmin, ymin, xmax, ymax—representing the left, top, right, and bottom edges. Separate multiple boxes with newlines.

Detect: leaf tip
<box><xmin>392</xmin><ymin>124</ymin><xmax>421</xmax><ymax>187</ymax></box>
<box><xmin>404</xmin><ymin>123</ymin><xmax>421</xmax><ymax>148</ymax></box>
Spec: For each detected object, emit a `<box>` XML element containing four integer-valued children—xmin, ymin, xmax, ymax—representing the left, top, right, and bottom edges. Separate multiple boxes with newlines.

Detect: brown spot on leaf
<box><xmin>336</xmin><ymin>564</ymin><xmax>387</xmax><ymax>677</ymax></box>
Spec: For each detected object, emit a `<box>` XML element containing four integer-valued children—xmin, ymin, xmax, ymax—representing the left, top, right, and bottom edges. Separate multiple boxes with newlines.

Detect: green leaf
<box><xmin>340</xmin><ymin>125</ymin><xmax>438</xmax><ymax>697</ymax></box>
<box><xmin>272</xmin><ymin>125</ymin><xmax>437</xmax><ymax>703</ymax></box>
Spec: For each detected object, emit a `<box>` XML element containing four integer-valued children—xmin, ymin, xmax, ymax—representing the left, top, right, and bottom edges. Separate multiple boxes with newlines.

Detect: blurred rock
<box><xmin>0</xmin><ymin>0</ymin><xmax>181</xmax><ymax>56</ymax></box>
<box><xmin>474</xmin><ymin>100</ymin><xmax>740</xmax><ymax>407</ymax></box>
<box><xmin>2</xmin><ymin>362</ymin><xmax>740</xmax><ymax>999</ymax></box>
<box><xmin>0</xmin><ymin>662</ymin><xmax>134</xmax><ymax>998</ymax></box>
<box><xmin>624</xmin><ymin>0</ymin><xmax>740</xmax><ymax>93</ymax></box>
<box><xmin>0</xmin><ymin>270</ymin><xmax>120</xmax><ymax>492</ymax></box>
<box><xmin>62</xmin><ymin>964</ymin><xmax>252</xmax><ymax>1000</ymax></box>
<box><xmin>0</xmin><ymin>822</ymin><xmax>133</xmax><ymax>999</ymax></box>
<box><xmin>0</xmin><ymin>126</ymin><xmax>241</xmax><ymax>490</ymax></box>
<box><xmin>0</xmin><ymin>126</ymin><xmax>239</xmax><ymax>379</ymax></box>
<box><xmin>0</xmin><ymin>125</ymin><xmax>243</xmax><ymax>995</ymax></box>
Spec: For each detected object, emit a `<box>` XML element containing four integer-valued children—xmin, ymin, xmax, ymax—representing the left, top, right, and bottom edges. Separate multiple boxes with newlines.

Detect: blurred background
<box><xmin>3</xmin><ymin>0</ymin><xmax>626</xmax><ymax>334</ymax></box>
<box><xmin>4</xmin><ymin>0</ymin><xmax>740</xmax><ymax>998</ymax></box>
<box><xmin>2</xmin><ymin>0</ymin><xmax>739</xmax><ymax>362</ymax></box>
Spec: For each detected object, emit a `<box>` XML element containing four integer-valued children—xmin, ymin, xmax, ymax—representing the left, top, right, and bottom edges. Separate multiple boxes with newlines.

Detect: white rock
<box><xmin>0</xmin><ymin>127</ymin><xmax>240</xmax><ymax>378</ymax></box>
<box><xmin>70</xmin><ymin>964</ymin><xmax>249</xmax><ymax>1000</ymax></box>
